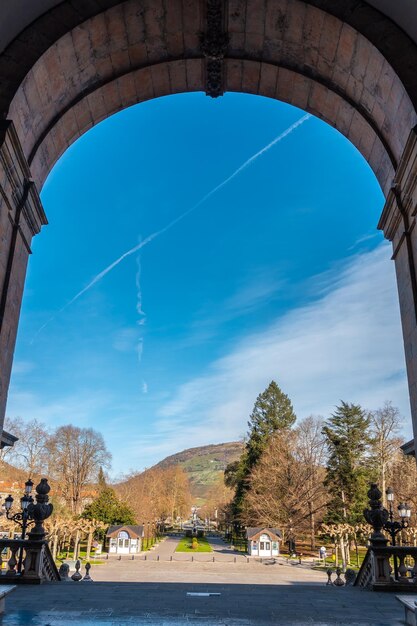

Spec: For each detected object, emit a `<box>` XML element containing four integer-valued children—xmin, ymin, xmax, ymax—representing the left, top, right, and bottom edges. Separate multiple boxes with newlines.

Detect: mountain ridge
<box><xmin>152</xmin><ymin>441</ymin><xmax>244</xmax><ymax>505</ymax></box>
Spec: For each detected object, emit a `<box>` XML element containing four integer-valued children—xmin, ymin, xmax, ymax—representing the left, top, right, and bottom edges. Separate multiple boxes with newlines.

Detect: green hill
<box><xmin>153</xmin><ymin>441</ymin><xmax>243</xmax><ymax>505</ymax></box>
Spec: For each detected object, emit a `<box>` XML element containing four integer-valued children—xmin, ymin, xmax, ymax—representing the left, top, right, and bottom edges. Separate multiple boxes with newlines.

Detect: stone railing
<box><xmin>355</xmin><ymin>546</ymin><xmax>417</xmax><ymax>590</ymax></box>
<box><xmin>0</xmin><ymin>538</ymin><xmax>60</xmax><ymax>583</ymax></box>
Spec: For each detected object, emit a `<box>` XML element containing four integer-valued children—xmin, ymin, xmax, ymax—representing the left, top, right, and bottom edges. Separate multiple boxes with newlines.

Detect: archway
<box><xmin>1</xmin><ymin>0</ymin><xmax>417</xmax><ymax>451</ymax></box>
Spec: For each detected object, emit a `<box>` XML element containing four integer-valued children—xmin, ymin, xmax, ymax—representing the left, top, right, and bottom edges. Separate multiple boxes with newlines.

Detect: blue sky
<box><xmin>6</xmin><ymin>92</ymin><xmax>410</xmax><ymax>477</ymax></box>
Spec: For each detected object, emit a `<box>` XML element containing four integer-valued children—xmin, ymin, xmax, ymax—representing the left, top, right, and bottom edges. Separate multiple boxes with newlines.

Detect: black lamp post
<box><xmin>385</xmin><ymin>487</ymin><xmax>411</xmax><ymax>546</ymax></box>
<box><xmin>4</xmin><ymin>479</ymin><xmax>34</xmax><ymax>541</ymax></box>
<box><xmin>3</xmin><ymin>478</ymin><xmax>53</xmax><ymax>575</ymax></box>
<box><xmin>384</xmin><ymin>487</ymin><xmax>411</xmax><ymax>580</ymax></box>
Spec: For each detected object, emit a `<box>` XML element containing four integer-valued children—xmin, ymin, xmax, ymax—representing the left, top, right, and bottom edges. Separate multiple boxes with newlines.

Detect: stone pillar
<box><xmin>379</xmin><ymin>125</ymin><xmax>417</xmax><ymax>448</ymax></box>
<box><xmin>0</xmin><ymin>120</ymin><xmax>47</xmax><ymax>430</ymax></box>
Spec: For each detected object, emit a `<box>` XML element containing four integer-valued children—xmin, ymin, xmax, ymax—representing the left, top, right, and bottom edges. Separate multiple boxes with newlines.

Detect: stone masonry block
<box><xmin>241</xmin><ymin>60</ymin><xmax>261</xmax><ymax>94</ymax></box>
<box><xmin>264</xmin><ymin>0</ymin><xmax>288</xmax><ymax>41</ymax></box>
<box><xmin>275</xmin><ymin>67</ymin><xmax>294</xmax><ymax>104</ymax></box>
<box><xmin>134</xmin><ymin>67</ymin><xmax>155</xmax><ymax>102</ymax></box>
<box><xmin>168</xmin><ymin>60</ymin><xmax>187</xmax><ymax>94</ymax></box>
<box><xmin>185</xmin><ymin>59</ymin><xmax>203</xmax><ymax>92</ymax></box>
<box><xmin>258</xmin><ymin>63</ymin><xmax>278</xmax><ymax>99</ymax></box>
<box><xmin>228</xmin><ymin>0</ymin><xmax>247</xmax><ymax>34</ymax></box>
<box><xmin>150</xmin><ymin>63</ymin><xmax>171</xmax><ymax>97</ymax></box>
<box><xmin>246</xmin><ymin>0</ymin><xmax>266</xmax><ymax>36</ymax></box>
<box><xmin>225</xmin><ymin>59</ymin><xmax>243</xmax><ymax>93</ymax></box>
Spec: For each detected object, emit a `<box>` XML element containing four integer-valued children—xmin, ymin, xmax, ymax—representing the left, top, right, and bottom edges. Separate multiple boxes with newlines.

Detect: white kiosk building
<box><xmin>246</xmin><ymin>527</ymin><xmax>281</xmax><ymax>557</ymax></box>
<box><xmin>106</xmin><ymin>525</ymin><xmax>144</xmax><ymax>555</ymax></box>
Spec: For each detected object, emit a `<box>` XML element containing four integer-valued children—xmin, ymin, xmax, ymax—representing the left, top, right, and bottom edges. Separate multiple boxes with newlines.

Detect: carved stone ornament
<box><xmin>27</xmin><ymin>478</ymin><xmax>54</xmax><ymax>541</ymax></box>
<box><xmin>363</xmin><ymin>483</ymin><xmax>389</xmax><ymax>547</ymax></box>
<box><xmin>200</xmin><ymin>0</ymin><xmax>229</xmax><ymax>97</ymax></box>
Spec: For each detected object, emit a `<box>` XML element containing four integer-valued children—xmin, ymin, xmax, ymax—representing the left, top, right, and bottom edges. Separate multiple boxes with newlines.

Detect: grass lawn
<box><xmin>175</xmin><ymin>536</ymin><xmax>212</xmax><ymax>553</ymax></box>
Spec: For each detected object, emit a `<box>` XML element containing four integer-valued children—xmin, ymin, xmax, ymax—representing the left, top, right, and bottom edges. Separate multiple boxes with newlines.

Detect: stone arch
<box><xmin>4</xmin><ymin>0</ymin><xmax>417</xmax><ymax>194</ymax></box>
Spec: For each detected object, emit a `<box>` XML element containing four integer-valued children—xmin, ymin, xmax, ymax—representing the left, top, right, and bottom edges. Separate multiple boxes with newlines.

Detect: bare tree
<box><xmin>117</xmin><ymin>465</ymin><xmax>192</xmax><ymax>526</ymax></box>
<box><xmin>369</xmin><ymin>402</ymin><xmax>403</xmax><ymax>505</ymax></box>
<box><xmin>243</xmin><ymin>428</ymin><xmax>328</xmax><ymax>542</ymax></box>
<box><xmin>47</xmin><ymin>425</ymin><xmax>110</xmax><ymax>514</ymax></box>
<box><xmin>296</xmin><ymin>415</ymin><xmax>328</xmax><ymax>547</ymax></box>
<box><xmin>15</xmin><ymin>419</ymin><xmax>49</xmax><ymax>476</ymax></box>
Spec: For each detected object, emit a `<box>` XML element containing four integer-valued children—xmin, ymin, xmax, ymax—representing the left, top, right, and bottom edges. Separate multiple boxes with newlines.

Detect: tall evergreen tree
<box><xmin>82</xmin><ymin>487</ymin><xmax>136</xmax><ymax>526</ymax></box>
<box><xmin>245</xmin><ymin>380</ymin><xmax>296</xmax><ymax>468</ymax></box>
<box><xmin>226</xmin><ymin>381</ymin><xmax>296</xmax><ymax>519</ymax></box>
<box><xmin>97</xmin><ymin>466</ymin><xmax>107</xmax><ymax>490</ymax></box>
<box><xmin>322</xmin><ymin>401</ymin><xmax>371</xmax><ymax>524</ymax></box>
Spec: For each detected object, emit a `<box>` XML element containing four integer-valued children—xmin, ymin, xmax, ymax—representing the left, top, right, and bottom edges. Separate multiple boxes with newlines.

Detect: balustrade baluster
<box><xmin>410</xmin><ymin>554</ymin><xmax>417</xmax><ymax>582</ymax></box>
<box><xmin>6</xmin><ymin>545</ymin><xmax>19</xmax><ymax>576</ymax></box>
<box><xmin>398</xmin><ymin>554</ymin><xmax>409</xmax><ymax>581</ymax></box>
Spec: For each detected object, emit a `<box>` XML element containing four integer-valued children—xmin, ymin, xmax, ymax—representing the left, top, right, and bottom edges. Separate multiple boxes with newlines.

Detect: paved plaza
<box><xmin>0</xmin><ymin>537</ymin><xmax>412</xmax><ymax>625</ymax></box>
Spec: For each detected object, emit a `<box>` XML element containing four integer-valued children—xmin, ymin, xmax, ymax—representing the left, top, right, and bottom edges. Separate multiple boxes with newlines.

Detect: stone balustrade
<box><xmin>0</xmin><ymin>538</ymin><xmax>60</xmax><ymax>583</ymax></box>
<box><xmin>355</xmin><ymin>546</ymin><xmax>417</xmax><ymax>590</ymax></box>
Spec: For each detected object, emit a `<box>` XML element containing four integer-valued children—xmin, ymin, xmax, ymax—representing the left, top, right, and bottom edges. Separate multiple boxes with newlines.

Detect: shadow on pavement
<box><xmin>0</xmin><ymin>581</ymin><xmax>405</xmax><ymax>626</ymax></box>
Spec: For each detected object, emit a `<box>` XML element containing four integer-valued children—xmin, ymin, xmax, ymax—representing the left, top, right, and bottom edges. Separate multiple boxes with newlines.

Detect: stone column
<box><xmin>0</xmin><ymin>120</ymin><xmax>47</xmax><ymax>430</ymax></box>
<box><xmin>379</xmin><ymin>125</ymin><xmax>417</xmax><ymax>448</ymax></box>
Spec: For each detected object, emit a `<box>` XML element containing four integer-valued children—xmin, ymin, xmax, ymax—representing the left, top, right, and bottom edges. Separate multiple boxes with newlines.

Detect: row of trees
<box><xmin>117</xmin><ymin>465</ymin><xmax>192</xmax><ymax>526</ymax></box>
<box><xmin>224</xmin><ymin>381</ymin><xmax>415</xmax><ymax>547</ymax></box>
<box><xmin>1</xmin><ymin>417</ymin><xmax>194</xmax><ymax>531</ymax></box>
<box><xmin>1</xmin><ymin>418</ymin><xmax>110</xmax><ymax>514</ymax></box>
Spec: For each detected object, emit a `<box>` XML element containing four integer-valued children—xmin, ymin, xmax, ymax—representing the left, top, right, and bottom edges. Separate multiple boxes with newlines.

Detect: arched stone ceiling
<box><xmin>1</xmin><ymin>0</ymin><xmax>417</xmax><ymax>199</ymax></box>
<box><xmin>1</xmin><ymin>1</ymin><xmax>416</xmax><ymax>53</ymax></box>
<box><xmin>1</xmin><ymin>0</ymin><xmax>417</xmax><ymax>121</ymax></box>
<box><xmin>5</xmin><ymin>0</ymin><xmax>415</xmax><ymax>199</ymax></box>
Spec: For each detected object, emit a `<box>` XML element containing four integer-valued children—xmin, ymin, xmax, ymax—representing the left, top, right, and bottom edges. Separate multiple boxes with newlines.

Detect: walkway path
<box><xmin>2</xmin><ymin>538</ymin><xmax>407</xmax><ymax>624</ymax></box>
<box><xmin>1</xmin><ymin>577</ymin><xmax>406</xmax><ymax>625</ymax></box>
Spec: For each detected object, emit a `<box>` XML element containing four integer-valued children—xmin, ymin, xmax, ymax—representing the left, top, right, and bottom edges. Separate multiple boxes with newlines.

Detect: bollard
<box><xmin>82</xmin><ymin>562</ymin><xmax>93</xmax><ymax>582</ymax></box>
<box><xmin>170</xmin><ymin>556</ymin><xmax>172</xmax><ymax>561</ymax></box>
<box><xmin>213</xmin><ymin>556</ymin><xmax>215</xmax><ymax>562</ymax></box>
<box><xmin>234</xmin><ymin>556</ymin><xmax>236</xmax><ymax>563</ymax></box>
<box><xmin>333</xmin><ymin>567</ymin><xmax>345</xmax><ymax>587</ymax></box>
<box><xmin>192</xmin><ymin>555</ymin><xmax>194</xmax><ymax>562</ymax></box>
<box><xmin>58</xmin><ymin>563</ymin><xmax>70</xmax><ymax>582</ymax></box>
<box><xmin>157</xmin><ymin>555</ymin><xmax>159</xmax><ymax>561</ymax></box>
<box><xmin>71</xmin><ymin>560</ymin><xmax>82</xmax><ymax>582</ymax></box>
<box><xmin>118</xmin><ymin>555</ymin><xmax>121</xmax><ymax>561</ymax></box>
<box><xmin>326</xmin><ymin>568</ymin><xmax>333</xmax><ymax>585</ymax></box>
<box><xmin>145</xmin><ymin>554</ymin><xmax>147</xmax><ymax>561</ymax></box>
<box><xmin>132</xmin><ymin>555</ymin><xmax>134</xmax><ymax>560</ymax></box>
<box><xmin>247</xmin><ymin>557</ymin><xmax>249</xmax><ymax>563</ymax></box>
<box><xmin>344</xmin><ymin>569</ymin><xmax>356</xmax><ymax>586</ymax></box>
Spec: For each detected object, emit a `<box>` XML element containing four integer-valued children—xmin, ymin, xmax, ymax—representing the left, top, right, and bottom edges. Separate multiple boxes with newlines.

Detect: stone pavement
<box><xmin>91</xmin><ymin>553</ymin><xmax>330</xmax><ymax>584</ymax></box>
<box><xmin>0</xmin><ymin>554</ymin><xmax>412</xmax><ymax>625</ymax></box>
<box><xmin>0</xmin><ymin>580</ymin><xmax>409</xmax><ymax>625</ymax></box>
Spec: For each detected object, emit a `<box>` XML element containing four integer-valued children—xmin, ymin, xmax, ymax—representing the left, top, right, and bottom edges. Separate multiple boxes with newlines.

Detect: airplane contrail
<box><xmin>32</xmin><ymin>113</ymin><xmax>311</xmax><ymax>339</ymax></box>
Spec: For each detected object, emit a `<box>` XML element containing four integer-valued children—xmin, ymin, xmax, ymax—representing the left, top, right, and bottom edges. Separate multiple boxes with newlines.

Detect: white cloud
<box><xmin>6</xmin><ymin>243</ymin><xmax>412</xmax><ymax>475</ymax></box>
<box><xmin>156</xmin><ymin>243</ymin><xmax>411</xmax><ymax>444</ymax></box>
<box><xmin>222</xmin><ymin>271</ymin><xmax>285</xmax><ymax>316</ymax></box>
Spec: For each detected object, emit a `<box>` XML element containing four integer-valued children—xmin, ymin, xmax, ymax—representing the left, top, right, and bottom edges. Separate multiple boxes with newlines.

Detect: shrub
<box><xmin>191</xmin><ymin>537</ymin><xmax>199</xmax><ymax>550</ymax></box>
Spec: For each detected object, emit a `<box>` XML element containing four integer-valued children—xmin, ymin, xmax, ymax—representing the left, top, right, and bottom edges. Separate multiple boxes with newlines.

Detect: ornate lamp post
<box><xmin>385</xmin><ymin>487</ymin><xmax>411</xmax><ymax>580</ymax></box>
<box><xmin>3</xmin><ymin>478</ymin><xmax>53</xmax><ymax>574</ymax></box>
<box><xmin>385</xmin><ymin>487</ymin><xmax>411</xmax><ymax>546</ymax></box>
<box><xmin>364</xmin><ymin>483</ymin><xmax>412</xmax><ymax>581</ymax></box>
<box><xmin>4</xmin><ymin>479</ymin><xmax>34</xmax><ymax>541</ymax></box>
